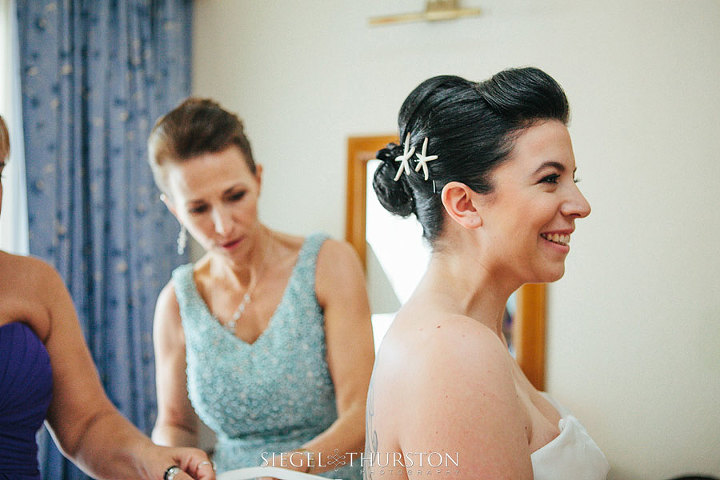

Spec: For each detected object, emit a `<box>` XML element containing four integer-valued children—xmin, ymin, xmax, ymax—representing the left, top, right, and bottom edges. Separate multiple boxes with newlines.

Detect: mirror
<box><xmin>345</xmin><ymin>135</ymin><xmax>547</xmax><ymax>390</ymax></box>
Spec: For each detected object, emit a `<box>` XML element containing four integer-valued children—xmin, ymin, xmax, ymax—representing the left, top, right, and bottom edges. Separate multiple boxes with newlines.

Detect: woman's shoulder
<box><xmin>376</xmin><ymin>310</ymin><xmax>509</xmax><ymax>382</ymax></box>
<box><xmin>314</xmin><ymin>236</ymin><xmax>365</xmax><ymax>295</ymax></box>
<box><xmin>389</xmin><ymin>309</ymin><xmax>508</xmax><ymax>359</ymax></box>
<box><xmin>155</xmin><ymin>277</ymin><xmax>179</xmax><ymax>311</ymax></box>
<box><xmin>0</xmin><ymin>249</ymin><xmax>46</xmax><ymax>269</ymax></box>
<box><xmin>0</xmin><ymin>251</ymin><xmax>63</xmax><ymax>288</ymax></box>
<box><xmin>371</xmin><ymin>311</ymin><xmax>523</xmax><ymax>451</ymax></box>
<box><xmin>318</xmin><ymin>236</ymin><xmax>357</xmax><ymax>259</ymax></box>
<box><xmin>423</xmin><ymin>314</ymin><xmax>513</xmax><ymax>386</ymax></box>
<box><xmin>375</xmin><ymin>310</ymin><xmax>515</xmax><ymax>405</ymax></box>
<box><xmin>273</xmin><ymin>231</ymin><xmax>362</xmax><ymax>280</ymax></box>
<box><xmin>0</xmin><ymin>252</ymin><xmax>69</xmax><ymax>339</ymax></box>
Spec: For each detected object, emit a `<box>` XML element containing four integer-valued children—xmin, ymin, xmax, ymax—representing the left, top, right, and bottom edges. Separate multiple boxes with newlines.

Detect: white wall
<box><xmin>193</xmin><ymin>1</ymin><xmax>720</xmax><ymax>478</ymax></box>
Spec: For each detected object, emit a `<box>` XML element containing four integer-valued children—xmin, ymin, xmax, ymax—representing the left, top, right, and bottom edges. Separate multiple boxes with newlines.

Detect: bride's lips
<box><xmin>540</xmin><ymin>230</ymin><xmax>573</xmax><ymax>252</ymax></box>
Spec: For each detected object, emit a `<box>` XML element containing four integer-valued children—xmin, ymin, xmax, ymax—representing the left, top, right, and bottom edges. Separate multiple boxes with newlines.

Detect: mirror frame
<box><xmin>345</xmin><ymin>135</ymin><xmax>547</xmax><ymax>390</ymax></box>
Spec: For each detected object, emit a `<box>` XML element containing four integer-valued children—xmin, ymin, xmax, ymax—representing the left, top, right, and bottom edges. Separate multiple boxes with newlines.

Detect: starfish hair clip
<box><xmin>414</xmin><ymin>137</ymin><xmax>438</xmax><ymax>181</ymax></box>
<box><xmin>393</xmin><ymin>133</ymin><xmax>416</xmax><ymax>182</ymax></box>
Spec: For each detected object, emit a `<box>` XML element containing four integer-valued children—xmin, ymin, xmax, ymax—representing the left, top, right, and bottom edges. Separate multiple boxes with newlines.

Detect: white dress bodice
<box><xmin>530</xmin><ymin>394</ymin><xmax>610</xmax><ymax>480</ymax></box>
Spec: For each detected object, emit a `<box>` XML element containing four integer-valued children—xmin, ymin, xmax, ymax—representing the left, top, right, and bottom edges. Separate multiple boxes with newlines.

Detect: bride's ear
<box><xmin>440</xmin><ymin>182</ymin><xmax>482</xmax><ymax>229</ymax></box>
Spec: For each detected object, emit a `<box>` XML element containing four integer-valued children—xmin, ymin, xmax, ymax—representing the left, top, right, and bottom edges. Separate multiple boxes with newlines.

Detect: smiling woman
<box><xmin>482</xmin><ymin>120</ymin><xmax>590</xmax><ymax>283</ymax></box>
<box><xmin>363</xmin><ymin>68</ymin><xmax>605</xmax><ymax>480</ymax></box>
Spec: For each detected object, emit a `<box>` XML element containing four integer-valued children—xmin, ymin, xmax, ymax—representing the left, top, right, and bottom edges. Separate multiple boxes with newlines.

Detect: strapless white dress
<box><xmin>531</xmin><ymin>394</ymin><xmax>610</xmax><ymax>480</ymax></box>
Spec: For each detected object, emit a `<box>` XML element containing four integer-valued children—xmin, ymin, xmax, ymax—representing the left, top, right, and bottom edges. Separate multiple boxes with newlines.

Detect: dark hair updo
<box><xmin>373</xmin><ymin>67</ymin><xmax>569</xmax><ymax>244</ymax></box>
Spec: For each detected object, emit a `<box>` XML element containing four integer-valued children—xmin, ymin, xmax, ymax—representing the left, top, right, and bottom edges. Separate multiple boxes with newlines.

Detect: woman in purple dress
<box><xmin>0</xmin><ymin>115</ymin><xmax>215</xmax><ymax>480</ymax></box>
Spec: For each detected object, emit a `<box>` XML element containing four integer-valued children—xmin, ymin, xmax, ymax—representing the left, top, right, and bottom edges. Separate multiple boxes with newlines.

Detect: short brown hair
<box><xmin>147</xmin><ymin>97</ymin><xmax>255</xmax><ymax>193</ymax></box>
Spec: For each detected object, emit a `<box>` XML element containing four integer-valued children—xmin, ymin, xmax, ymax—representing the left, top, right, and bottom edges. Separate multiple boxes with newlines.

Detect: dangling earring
<box><xmin>177</xmin><ymin>225</ymin><xmax>187</xmax><ymax>255</ymax></box>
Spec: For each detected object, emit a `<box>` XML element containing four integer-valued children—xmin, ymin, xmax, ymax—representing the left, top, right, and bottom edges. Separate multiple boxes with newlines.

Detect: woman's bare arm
<box><xmin>151</xmin><ymin>282</ymin><xmax>201</xmax><ymax>448</ymax></box>
<box><xmin>34</xmin><ymin>258</ymin><xmax>212</xmax><ymax>479</ymax></box>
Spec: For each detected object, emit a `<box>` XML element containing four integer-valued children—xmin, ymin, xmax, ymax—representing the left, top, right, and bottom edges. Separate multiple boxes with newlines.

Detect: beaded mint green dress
<box><xmin>172</xmin><ymin>233</ymin><xmax>361</xmax><ymax>479</ymax></box>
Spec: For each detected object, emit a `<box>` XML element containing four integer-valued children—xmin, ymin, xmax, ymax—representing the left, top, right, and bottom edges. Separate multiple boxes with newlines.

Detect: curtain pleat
<box><xmin>16</xmin><ymin>1</ymin><xmax>192</xmax><ymax>478</ymax></box>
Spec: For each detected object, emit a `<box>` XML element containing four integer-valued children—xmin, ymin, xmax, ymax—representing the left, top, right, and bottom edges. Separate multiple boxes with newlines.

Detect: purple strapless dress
<box><xmin>0</xmin><ymin>322</ymin><xmax>53</xmax><ymax>480</ymax></box>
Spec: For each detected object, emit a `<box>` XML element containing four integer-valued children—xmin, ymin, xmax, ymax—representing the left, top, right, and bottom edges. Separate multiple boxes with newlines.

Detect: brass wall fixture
<box><xmin>369</xmin><ymin>0</ymin><xmax>482</xmax><ymax>26</ymax></box>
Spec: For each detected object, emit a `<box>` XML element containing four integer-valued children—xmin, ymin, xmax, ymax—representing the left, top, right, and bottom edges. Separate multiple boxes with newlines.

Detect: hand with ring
<box><xmin>156</xmin><ymin>450</ymin><xmax>215</xmax><ymax>480</ymax></box>
<box><xmin>164</xmin><ymin>466</ymin><xmax>183</xmax><ymax>480</ymax></box>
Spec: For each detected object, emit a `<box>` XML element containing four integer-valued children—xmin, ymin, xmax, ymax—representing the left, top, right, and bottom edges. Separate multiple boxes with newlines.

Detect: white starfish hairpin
<box><xmin>414</xmin><ymin>137</ymin><xmax>438</xmax><ymax>181</ymax></box>
<box><xmin>393</xmin><ymin>133</ymin><xmax>416</xmax><ymax>182</ymax></box>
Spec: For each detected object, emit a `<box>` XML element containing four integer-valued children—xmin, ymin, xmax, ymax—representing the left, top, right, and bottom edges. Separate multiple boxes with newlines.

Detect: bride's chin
<box><xmin>533</xmin><ymin>264</ymin><xmax>566</xmax><ymax>284</ymax></box>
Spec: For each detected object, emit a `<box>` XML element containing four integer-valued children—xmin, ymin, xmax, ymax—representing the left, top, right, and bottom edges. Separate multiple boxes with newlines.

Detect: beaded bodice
<box><xmin>172</xmin><ymin>234</ymin><xmax>361</xmax><ymax>479</ymax></box>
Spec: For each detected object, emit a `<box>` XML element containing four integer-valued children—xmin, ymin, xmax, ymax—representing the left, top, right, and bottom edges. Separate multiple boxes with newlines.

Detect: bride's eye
<box><xmin>540</xmin><ymin>174</ymin><xmax>560</xmax><ymax>184</ymax></box>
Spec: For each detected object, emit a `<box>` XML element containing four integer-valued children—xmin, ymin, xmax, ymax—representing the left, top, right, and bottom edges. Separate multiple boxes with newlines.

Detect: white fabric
<box><xmin>531</xmin><ymin>394</ymin><xmax>610</xmax><ymax>480</ymax></box>
<box><xmin>217</xmin><ymin>466</ymin><xmax>336</xmax><ymax>480</ymax></box>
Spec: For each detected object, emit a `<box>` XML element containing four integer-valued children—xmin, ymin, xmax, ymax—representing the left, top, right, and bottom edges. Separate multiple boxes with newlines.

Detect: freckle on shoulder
<box><xmin>423</xmin><ymin>314</ymin><xmax>507</xmax><ymax>357</ymax></box>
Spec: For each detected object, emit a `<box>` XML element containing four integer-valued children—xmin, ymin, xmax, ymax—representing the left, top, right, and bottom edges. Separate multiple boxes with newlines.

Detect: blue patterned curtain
<box><xmin>16</xmin><ymin>1</ymin><xmax>192</xmax><ymax>478</ymax></box>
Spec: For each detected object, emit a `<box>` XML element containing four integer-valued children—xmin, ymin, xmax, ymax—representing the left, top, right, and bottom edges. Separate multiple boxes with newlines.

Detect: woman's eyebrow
<box><xmin>532</xmin><ymin>161</ymin><xmax>577</xmax><ymax>175</ymax></box>
<box><xmin>222</xmin><ymin>184</ymin><xmax>246</xmax><ymax>195</ymax></box>
<box><xmin>532</xmin><ymin>161</ymin><xmax>565</xmax><ymax>175</ymax></box>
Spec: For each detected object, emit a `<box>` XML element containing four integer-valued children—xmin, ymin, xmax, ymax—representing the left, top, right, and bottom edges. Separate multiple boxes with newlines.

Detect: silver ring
<box><xmin>164</xmin><ymin>465</ymin><xmax>182</xmax><ymax>480</ymax></box>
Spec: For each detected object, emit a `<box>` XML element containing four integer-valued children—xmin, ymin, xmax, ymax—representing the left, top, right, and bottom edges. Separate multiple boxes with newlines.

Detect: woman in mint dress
<box><xmin>147</xmin><ymin>99</ymin><xmax>373</xmax><ymax>480</ymax></box>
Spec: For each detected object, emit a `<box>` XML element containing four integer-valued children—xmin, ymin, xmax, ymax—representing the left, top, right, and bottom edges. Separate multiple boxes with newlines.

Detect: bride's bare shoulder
<box><xmin>374</xmin><ymin>310</ymin><xmax>513</xmax><ymax>401</ymax></box>
<box><xmin>386</xmin><ymin>310</ymin><xmax>507</xmax><ymax>359</ymax></box>
<box><xmin>369</xmin><ymin>310</ymin><xmax>528</xmax><ymax>474</ymax></box>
